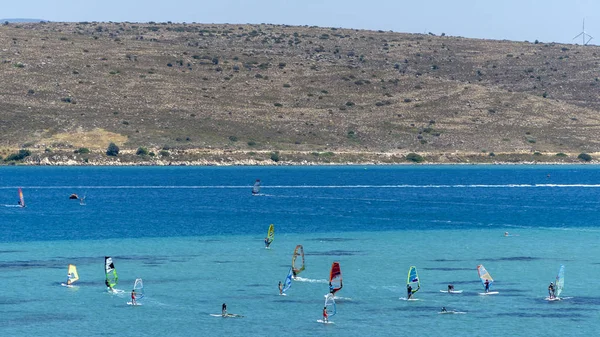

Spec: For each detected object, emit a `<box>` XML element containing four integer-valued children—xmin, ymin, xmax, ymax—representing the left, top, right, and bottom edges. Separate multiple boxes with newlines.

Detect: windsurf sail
<box><xmin>292</xmin><ymin>245</ymin><xmax>305</xmax><ymax>276</ymax></box>
<box><xmin>18</xmin><ymin>188</ymin><xmax>25</xmax><ymax>207</ymax></box>
<box><xmin>324</xmin><ymin>293</ymin><xmax>337</xmax><ymax>317</ymax></box>
<box><xmin>555</xmin><ymin>265</ymin><xmax>565</xmax><ymax>298</ymax></box>
<box><xmin>329</xmin><ymin>262</ymin><xmax>343</xmax><ymax>294</ymax></box>
<box><xmin>407</xmin><ymin>266</ymin><xmax>420</xmax><ymax>294</ymax></box>
<box><xmin>477</xmin><ymin>264</ymin><xmax>493</xmax><ymax>290</ymax></box>
<box><xmin>133</xmin><ymin>278</ymin><xmax>144</xmax><ymax>300</ymax></box>
<box><xmin>104</xmin><ymin>256</ymin><xmax>118</xmax><ymax>288</ymax></box>
<box><xmin>67</xmin><ymin>264</ymin><xmax>79</xmax><ymax>285</ymax></box>
<box><xmin>282</xmin><ymin>268</ymin><xmax>293</xmax><ymax>294</ymax></box>
<box><xmin>266</xmin><ymin>224</ymin><xmax>274</xmax><ymax>246</ymax></box>
<box><xmin>252</xmin><ymin>179</ymin><xmax>261</xmax><ymax>195</ymax></box>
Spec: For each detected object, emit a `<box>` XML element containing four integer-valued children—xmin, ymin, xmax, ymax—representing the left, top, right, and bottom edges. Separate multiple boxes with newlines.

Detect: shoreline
<box><xmin>1</xmin><ymin>149</ymin><xmax>597</xmax><ymax>166</ymax></box>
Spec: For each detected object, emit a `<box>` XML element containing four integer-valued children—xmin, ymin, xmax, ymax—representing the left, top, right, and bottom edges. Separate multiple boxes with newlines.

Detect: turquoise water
<box><xmin>0</xmin><ymin>166</ymin><xmax>599</xmax><ymax>336</ymax></box>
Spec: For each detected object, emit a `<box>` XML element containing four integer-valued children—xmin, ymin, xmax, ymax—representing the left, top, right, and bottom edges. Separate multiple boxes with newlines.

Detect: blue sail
<box><xmin>282</xmin><ymin>268</ymin><xmax>293</xmax><ymax>294</ymax></box>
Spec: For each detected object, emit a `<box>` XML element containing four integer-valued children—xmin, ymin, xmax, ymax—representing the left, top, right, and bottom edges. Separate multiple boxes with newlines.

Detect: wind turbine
<box><xmin>573</xmin><ymin>19</ymin><xmax>593</xmax><ymax>45</ymax></box>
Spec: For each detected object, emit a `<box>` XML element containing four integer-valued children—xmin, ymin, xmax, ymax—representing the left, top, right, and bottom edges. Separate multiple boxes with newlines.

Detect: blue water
<box><xmin>0</xmin><ymin>166</ymin><xmax>599</xmax><ymax>336</ymax></box>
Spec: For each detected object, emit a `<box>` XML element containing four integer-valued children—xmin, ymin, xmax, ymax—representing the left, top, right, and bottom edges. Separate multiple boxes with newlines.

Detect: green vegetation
<box><xmin>577</xmin><ymin>153</ymin><xmax>592</xmax><ymax>162</ymax></box>
<box><xmin>405</xmin><ymin>153</ymin><xmax>424</xmax><ymax>163</ymax></box>
<box><xmin>5</xmin><ymin>149</ymin><xmax>31</xmax><ymax>161</ymax></box>
<box><xmin>75</xmin><ymin>147</ymin><xmax>90</xmax><ymax>154</ymax></box>
<box><xmin>106</xmin><ymin>142</ymin><xmax>120</xmax><ymax>156</ymax></box>
<box><xmin>136</xmin><ymin>147</ymin><xmax>149</xmax><ymax>156</ymax></box>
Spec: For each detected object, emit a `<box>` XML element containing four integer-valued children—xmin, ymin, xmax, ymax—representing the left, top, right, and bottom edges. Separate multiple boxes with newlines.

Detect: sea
<box><xmin>0</xmin><ymin>165</ymin><xmax>599</xmax><ymax>336</ymax></box>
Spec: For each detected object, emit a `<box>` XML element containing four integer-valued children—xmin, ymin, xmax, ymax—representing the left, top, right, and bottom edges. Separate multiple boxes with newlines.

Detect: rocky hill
<box><xmin>1</xmin><ymin>21</ymin><xmax>599</xmax><ymax>164</ymax></box>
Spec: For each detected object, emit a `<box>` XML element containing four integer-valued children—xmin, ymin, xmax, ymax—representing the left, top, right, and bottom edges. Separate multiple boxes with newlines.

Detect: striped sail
<box><xmin>407</xmin><ymin>266</ymin><xmax>420</xmax><ymax>294</ymax></box>
<box><xmin>329</xmin><ymin>262</ymin><xmax>343</xmax><ymax>294</ymax></box>
<box><xmin>477</xmin><ymin>264</ymin><xmax>494</xmax><ymax>290</ymax></box>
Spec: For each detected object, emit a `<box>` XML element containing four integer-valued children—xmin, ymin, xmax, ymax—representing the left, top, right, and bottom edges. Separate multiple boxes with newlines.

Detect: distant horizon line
<box><xmin>1</xmin><ymin>18</ymin><xmax>596</xmax><ymax>46</ymax></box>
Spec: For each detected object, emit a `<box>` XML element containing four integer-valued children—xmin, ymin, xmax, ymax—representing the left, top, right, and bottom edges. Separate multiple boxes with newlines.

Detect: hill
<box><xmin>0</xmin><ymin>21</ymin><xmax>599</xmax><ymax>165</ymax></box>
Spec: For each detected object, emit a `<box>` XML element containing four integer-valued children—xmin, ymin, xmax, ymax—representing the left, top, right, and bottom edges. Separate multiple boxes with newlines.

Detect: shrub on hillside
<box><xmin>136</xmin><ymin>147</ymin><xmax>149</xmax><ymax>156</ymax></box>
<box><xmin>106</xmin><ymin>142</ymin><xmax>119</xmax><ymax>156</ymax></box>
<box><xmin>406</xmin><ymin>153</ymin><xmax>424</xmax><ymax>163</ymax></box>
<box><xmin>75</xmin><ymin>148</ymin><xmax>90</xmax><ymax>154</ymax></box>
<box><xmin>5</xmin><ymin>149</ymin><xmax>31</xmax><ymax>161</ymax></box>
<box><xmin>270</xmin><ymin>151</ymin><xmax>280</xmax><ymax>162</ymax></box>
<box><xmin>578</xmin><ymin>153</ymin><xmax>592</xmax><ymax>162</ymax></box>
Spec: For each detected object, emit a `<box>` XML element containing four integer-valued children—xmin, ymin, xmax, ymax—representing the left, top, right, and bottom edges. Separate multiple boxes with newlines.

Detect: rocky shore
<box><xmin>6</xmin><ymin>149</ymin><xmax>597</xmax><ymax>166</ymax></box>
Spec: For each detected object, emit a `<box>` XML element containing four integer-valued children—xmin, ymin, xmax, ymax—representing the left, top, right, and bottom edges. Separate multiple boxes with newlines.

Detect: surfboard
<box><xmin>478</xmin><ymin>291</ymin><xmax>499</xmax><ymax>295</ymax></box>
<box><xmin>210</xmin><ymin>313</ymin><xmax>243</xmax><ymax>318</ymax></box>
<box><xmin>440</xmin><ymin>290</ymin><xmax>463</xmax><ymax>294</ymax></box>
<box><xmin>127</xmin><ymin>302</ymin><xmax>142</xmax><ymax>306</ymax></box>
<box><xmin>399</xmin><ymin>297</ymin><xmax>421</xmax><ymax>301</ymax></box>
<box><xmin>439</xmin><ymin>311</ymin><xmax>466</xmax><ymax>314</ymax></box>
<box><xmin>544</xmin><ymin>297</ymin><xmax>562</xmax><ymax>301</ymax></box>
<box><xmin>317</xmin><ymin>320</ymin><xmax>334</xmax><ymax>324</ymax></box>
<box><xmin>60</xmin><ymin>283</ymin><xmax>77</xmax><ymax>288</ymax></box>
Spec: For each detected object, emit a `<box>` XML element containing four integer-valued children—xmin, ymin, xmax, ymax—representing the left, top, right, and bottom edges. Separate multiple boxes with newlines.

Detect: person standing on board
<box><xmin>131</xmin><ymin>289</ymin><xmax>137</xmax><ymax>305</ymax></box>
<box><xmin>548</xmin><ymin>282</ymin><xmax>555</xmax><ymax>299</ymax></box>
<box><xmin>484</xmin><ymin>279</ymin><xmax>490</xmax><ymax>293</ymax></box>
<box><xmin>264</xmin><ymin>237</ymin><xmax>271</xmax><ymax>248</ymax></box>
<box><xmin>322</xmin><ymin>306</ymin><xmax>328</xmax><ymax>322</ymax></box>
<box><xmin>407</xmin><ymin>284</ymin><xmax>413</xmax><ymax>299</ymax></box>
<box><xmin>447</xmin><ymin>284</ymin><xmax>454</xmax><ymax>292</ymax></box>
<box><xmin>278</xmin><ymin>281</ymin><xmax>283</xmax><ymax>295</ymax></box>
<box><xmin>105</xmin><ymin>279</ymin><xmax>114</xmax><ymax>292</ymax></box>
<box><xmin>222</xmin><ymin>303</ymin><xmax>227</xmax><ymax>317</ymax></box>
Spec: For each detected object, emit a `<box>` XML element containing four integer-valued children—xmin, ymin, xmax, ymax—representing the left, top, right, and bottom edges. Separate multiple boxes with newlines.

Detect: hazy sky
<box><xmin>2</xmin><ymin>0</ymin><xmax>598</xmax><ymax>45</ymax></box>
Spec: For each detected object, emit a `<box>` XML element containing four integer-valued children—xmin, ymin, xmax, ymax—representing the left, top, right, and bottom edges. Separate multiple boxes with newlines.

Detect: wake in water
<box><xmin>294</xmin><ymin>277</ymin><xmax>328</xmax><ymax>284</ymax></box>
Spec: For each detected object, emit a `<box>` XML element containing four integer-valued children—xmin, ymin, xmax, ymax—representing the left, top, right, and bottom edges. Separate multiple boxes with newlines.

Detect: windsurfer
<box><xmin>292</xmin><ymin>269</ymin><xmax>297</xmax><ymax>279</ymax></box>
<box><xmin>407</xmin><ymin>284</ymin><xmax>413</xmax><ymax>299</ymax></box>
<box><xmin>278</xmin><ymin>281</ymin><xmax>283</xmax><ymax>295</ymax></box>
<box><xmin>105</xmin><ymin>279</ymin><xmax>113</xmax><ymax>292</ymax></box>
<box><xmin>484</xmin><ymin>279</ymin><xmax>490</xmax><ymax>293</ymax></box>
<box><xmin>441</xmin><ymin>307</ymin><xmax>447</xmax><ymax>313</ymax></box>
<box><xmin>131</xmin><ymin>289</ymin><xmax>137</xmax><ymax>305</ymax></box>
<box><xmin>504</xmin><ymin>232</ymin><xmax>509</xmax><ymax>237</ymax></box>
<box><xmin>448</xmin><ymin>284</ymin><xmax>454</xmax><ymax>292</ymax></box>
<box><xmin>222</xmin><ymin>303</ymin><xmax>227</xmax><ymax>317</ymax></box>
<box><xmin>322</xmin><ymin>306</ymin><xmax>328</xmax><ymax>322</ymax></box>
<box><xmin>264</xmin><ymin>237</ymin><xmax>271</xmax><ymax>248</ymax></box>
<box><xmin>548</xmin><ymin>282</ymin><xmax>555</xmax><ymax>299</ymax></box>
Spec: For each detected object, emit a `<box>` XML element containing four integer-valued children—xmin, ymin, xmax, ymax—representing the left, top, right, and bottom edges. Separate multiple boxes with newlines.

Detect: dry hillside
<box><xmin>1</xmin><ymin>21</ymin><xmax>599</xmax><ymax>164</ymax></box>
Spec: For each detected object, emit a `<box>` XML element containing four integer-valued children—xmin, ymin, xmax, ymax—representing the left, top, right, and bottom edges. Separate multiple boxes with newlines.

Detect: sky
<box><xmin>1</xmin><ymin>0</ymin><xmax>598</xmax><ymax>45</ymax></box>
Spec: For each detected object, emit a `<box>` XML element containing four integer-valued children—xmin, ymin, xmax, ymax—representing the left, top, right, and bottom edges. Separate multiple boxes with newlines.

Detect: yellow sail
<box><xmin>67</xmin><ymin>264</ymin><xmax>79</xmax><ymax>284</ymax></box>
